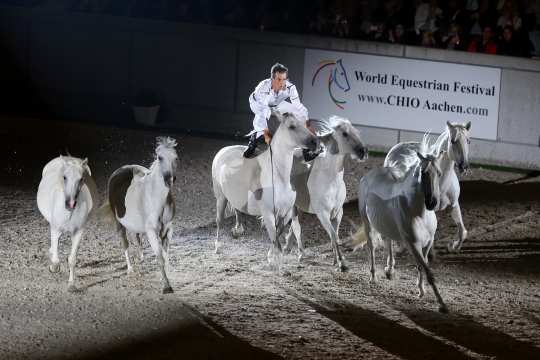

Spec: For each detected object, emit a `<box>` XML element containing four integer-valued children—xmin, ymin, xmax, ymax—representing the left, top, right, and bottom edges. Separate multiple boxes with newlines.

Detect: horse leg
<box><xmin>231</xmin><ymin>210</ymin><xmax>244</xmax><ymax>239</ymax></box>
<box><xmin>214</xmin><ymin>196</ymin><xmax>228</xmax><ymax>254</ymax></box>
<box><xmin>449</xmin><ymin>203</ymin><xmax>467</xmax><ymax>252</ymax></box>
<box><xmin>67</xmin><ymin>229</ymin><xmax>83</xmax><ymax>291</ymax></box>
<box><xmin>120</xmin><ymin>227</ymin><xmax>133</xmax><ymax>273</ymax></box>
<box><xmin>384</xmin><ymin>237</ymin><xmax>395</xmax><ymax>280</ymax></box>
<box><xmin>284</xmin><ymin>208</ymin><xmax>304</xmax><ymax>261</ymax></box>
<box><xmin>408</xmin><ymin>241</ymin><xmax>448</xmax><ymax>313</ymax></box>
<box><xmin>262</xmin><ymin>213</ymin><xmax>282</xmax><ymax>270</ymax></box>
<box><xmin>49</xmin><ymin>227</ymin><xmax>61</xmax><ymax>273</ymax></box>
<box><xmin>135</xmin><ymin>233</ymin><xmax>144</xmax><ymax>262</ymax></box>
<box><xmin>161</xmin><ymin>223</ymin><xmax>173</xmax><ymax>273</ymax></box>
<box><xmin>319</xmin><ymin>210</ymin><xmax>347</xmax><ymax>272</ymax></box>
<box><xmin>364</xmin><ymin>222</ymin><xmax>376</xmax><ymax>282</ymax></box>
<box><xmin>146</xmin><ymin>229</ymin><xmax>173</xmax><ymax>294</ymax></box>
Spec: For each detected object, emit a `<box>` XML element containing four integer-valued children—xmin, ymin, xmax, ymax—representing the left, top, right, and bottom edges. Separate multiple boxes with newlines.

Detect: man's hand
<box><xmin>263</xmin><ymin>128</ymin><xmax>272</xmax><ymax>144</ymax></box>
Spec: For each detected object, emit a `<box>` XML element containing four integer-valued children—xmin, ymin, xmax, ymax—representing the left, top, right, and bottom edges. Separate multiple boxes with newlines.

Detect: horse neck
<box><xmin>148</xmin><ymin>160</ymin><xmax>169</xmax><ymax>195</ymax></box>
<box><xmin>315</xmin><ymin>136</ymin><xmax>345</xmax><ymax>174</ymax></box>
<box><xmin>402</xmin><ymin>164</ymin><xmax>427</xmax><ymax>214</ymax></box>
<box><xmin>268</xmin><ymin>134</ymin><xmax>296</xmax><ymax>185</ymax></box>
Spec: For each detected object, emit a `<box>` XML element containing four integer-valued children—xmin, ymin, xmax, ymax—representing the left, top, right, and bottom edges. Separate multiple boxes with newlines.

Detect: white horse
<box><xmin>212</xmin><ymin>111</ymin><xmax>319</xmax><ymax>265</ymax></box>
<box><xmin>37</xmin><ymin>155</ymin><xmax>97</xmax><ymax>291</ymax></box>
<box><xmin>384</xmin><ymin>121</ymin><xmax>471</xmax><ymax>251</ymax></box>
<box><xmin>101</xmin><ymin>137</ymin><xmax>178</xmax><ymax>294</ymax></box>
<box><xmin>283</xmin><ymin>116</ymin><xmax>368</xmax><ymax>271</ymax></box>
<box><xmin>355</xmin><ymin>149</ymin><xmax>449</xmax><ymax>313</ymax></box>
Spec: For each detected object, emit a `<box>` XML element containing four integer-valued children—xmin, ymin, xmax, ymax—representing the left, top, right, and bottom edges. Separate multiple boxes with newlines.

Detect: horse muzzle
<box><xmin>457</xmin><ymin>161</ymin><xmax>470</xmax><ymax>174</ymax></box>
<box><xmin>425</xmin><ymin>197</ymin><xmax>438</xmax><ymax>211</ymax></box>
<box><xmin>306</xmin><ymin>136</ymin><xmax>319</xmax><ymax>152</ymax></box>
<box><xmin>65</xmin><ymin>199</ymin><xmax>77</xmax><ymax>211</ymax></box>
<box><xmin>354</xmin><ymin>145</ymin><xmax>368</xmax><ymax>160</ymax></box>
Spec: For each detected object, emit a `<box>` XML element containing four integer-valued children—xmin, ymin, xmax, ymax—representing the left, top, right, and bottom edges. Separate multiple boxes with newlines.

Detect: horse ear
<box><xmin>465</xmin><ymin>121</ymin><xmax>471</xmax><ymax>131</ymax></box>
<box><xmin>416</xmin><ymin>151</ymin><xmax>426</xmax><ymax>161</ymax></box>
<box><xmin>446</xmin><ymin>121</ymin><xmax>453</xmax><ymax>128</ymax></box>
<box><xmin>81</xmin><ymin>158</ymin><xmax>91</xmax><ymax>176</ymax></box>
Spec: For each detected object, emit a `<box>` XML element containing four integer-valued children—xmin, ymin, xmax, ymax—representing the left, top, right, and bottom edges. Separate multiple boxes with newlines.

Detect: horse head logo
<box><xmin>311</xmin><ymin>59</ymin><xmax>351</xmax><ymax>109</ymax></box>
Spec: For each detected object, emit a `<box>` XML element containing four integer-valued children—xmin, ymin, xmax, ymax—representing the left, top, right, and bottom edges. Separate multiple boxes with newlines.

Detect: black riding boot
<box><xmin>302</xmin><ymin>147</ymin><xmax>322</xmax><ymax>162</ymax></box>
<box><xmin>243</xmin><ymin>133</ymin><xmax>261</xmax><ymax>158</ymax></box>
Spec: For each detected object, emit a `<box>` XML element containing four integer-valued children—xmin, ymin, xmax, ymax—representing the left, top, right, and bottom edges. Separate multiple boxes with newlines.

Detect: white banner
<box><xmin>302</xmin><ymin>49</ymin><xmax>501</xmax><ymax>140</ymax></box>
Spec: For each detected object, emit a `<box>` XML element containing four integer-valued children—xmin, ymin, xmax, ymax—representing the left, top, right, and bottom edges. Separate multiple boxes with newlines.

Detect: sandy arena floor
<box><xmin>0</xmin><ymin>117</ymin><xmax>539</xmax><ymax>359</ymax></box>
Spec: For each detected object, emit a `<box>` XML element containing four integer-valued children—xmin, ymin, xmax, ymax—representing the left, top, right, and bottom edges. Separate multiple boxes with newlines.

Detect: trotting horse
<box><xmin>284</xmin><ymin>116</ymin><xmax>368</xmax><ymax>271</ymax></box>
<box><xmin>101</xmin><ymin>137</ymin><xmax>178</xmax><ymax>294</ymax></box>
<box><xmin>355</xmin><ymin>149</ymin><xmax>449</xmax><ymax>313</ymax></box>
<box><xmin>212</xmin><ymin>110</ymin><xmax>319</xmax><ymax>266</ymax></box>
<box><xmin>37</xmin><ymin>155</ymin><xmax>97</xmax><ymax>291</ymax></box>
<box><xmin>384</xmin><ymin>121</ymin><xmax>471</xmax><ymax>251</ymax></box>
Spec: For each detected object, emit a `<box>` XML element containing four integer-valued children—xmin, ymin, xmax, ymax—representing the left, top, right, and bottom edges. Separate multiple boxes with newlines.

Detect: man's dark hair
<box><xmin>270</xmin><ymin>63</ymin><xmax>288</xmax><ymax>78</ymax></box>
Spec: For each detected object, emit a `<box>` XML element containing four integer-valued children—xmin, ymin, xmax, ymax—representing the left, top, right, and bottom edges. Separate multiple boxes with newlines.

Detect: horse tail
<box><xmin>349</xmin><ymin>225</ymin><xmax>368</xmax><ymax>251</ymax></box>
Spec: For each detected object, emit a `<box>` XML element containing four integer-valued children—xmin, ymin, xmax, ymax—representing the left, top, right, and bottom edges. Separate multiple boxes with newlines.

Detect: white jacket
<box><xmin>249</xmin><ymin>78</ymin><xmax>309</xmax><ymax>133</ymax></box>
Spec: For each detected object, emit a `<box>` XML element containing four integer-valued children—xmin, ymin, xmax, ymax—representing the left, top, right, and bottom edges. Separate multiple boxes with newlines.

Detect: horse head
<box><xmin>155</xmin><ymin>137</ymin><xmax>179</xmax><ymax>188</ymax></box>
<box><xmin>269</xmin><ymin>110</ymin><xmax>319</xmax><ymax>152</ymax></box>
<box><xmin>60</xmin><ymin>156</ymin><xmax>90</xmax><ymax>211</ymax></box>
<box><xmin>446</xmin><ymin>121</ymin><xmax>471</xmax><ymax>173</ymax></box>
<box><xmin>417</xmin><ymin>151</ymin><xmax>444</xmax><ymax>211</ymax></box>
<box><xmin>318</xmin><ymin>116</ymin><xmax>368</xmax><ymax>160</ymax></box>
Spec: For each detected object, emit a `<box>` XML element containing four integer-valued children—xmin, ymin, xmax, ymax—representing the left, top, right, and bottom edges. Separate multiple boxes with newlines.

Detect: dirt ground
<box><xmin>0</xmin><ymin>117</ymin><xmax>539</xmax><ymax>360</ymax></box>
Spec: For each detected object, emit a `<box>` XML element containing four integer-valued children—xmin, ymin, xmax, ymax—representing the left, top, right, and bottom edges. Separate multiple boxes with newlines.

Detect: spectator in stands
<box><xmin>497</xmin><ymin>25</ymin><xmax>523</xmax><ymax>55</ymax></box>
<box><xmin>441</xmin><ymin>23</ymin><xmax>466</xmax><ymax>50</ymax></box>
<box><xmin>415</xmin><ymin>0</ymin><xmax>443</xmax><ymax>35</ymax></box>
<box><xmin>467</xmin><ymin>25</ymin><xmax>498</xmax><ymax>53</ymax></box>
<box><xmin>497</xmin><ymin>1</ymin><xmax>522</xmax><ymax>31</ymax></box>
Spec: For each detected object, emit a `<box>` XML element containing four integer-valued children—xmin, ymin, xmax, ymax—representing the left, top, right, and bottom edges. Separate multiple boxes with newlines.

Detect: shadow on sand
<box><xmin>68</xmin><ymin>303</ymin><xmax>281</xmax><ymax>360</ymax></box>
<box><xmin>398</xmin><ymin>307</ymin><xmax>540</xmax><ymax>360</ymax></box>
<box><xmin>288</xmin><ymin>290</ymin><xmax>471</xmax><ymax>360</ymax></box>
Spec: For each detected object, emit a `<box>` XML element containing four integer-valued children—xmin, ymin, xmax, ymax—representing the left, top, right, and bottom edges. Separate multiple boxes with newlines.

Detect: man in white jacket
<box><xmin>244</xmin><ymin>63</ymin><xmax>317</xmax><ymax>159</ymax></box>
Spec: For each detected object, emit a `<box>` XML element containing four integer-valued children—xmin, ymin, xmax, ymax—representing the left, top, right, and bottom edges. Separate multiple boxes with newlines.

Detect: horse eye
<box><xmin>63</xmin><ymin>176</ymin><xmax>67</xmax><ymax>181</ymax></box>
<box><xmin>342</xmin><ymin>132</ymin><xmax>348</xmax><ymax>137</ymax></box>
<box><xmin>289</xmin><ymin>125</ymin><xmax>296</xmax><ymax>130</ymax></box>
<box><xmin>158</xmin><ymin>156</ymin><xmax>163</xmax><ymax>161</ymax></box>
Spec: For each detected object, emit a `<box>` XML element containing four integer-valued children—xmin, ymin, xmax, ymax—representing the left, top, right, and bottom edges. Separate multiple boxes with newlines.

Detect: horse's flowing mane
<box><xmin>156</xmin><ymin>136</ymin><xmax>178</xmax><ymax>152</ymax></box>
<box><xmin>308</xmin><ymin>116</ymin><xmax>351</xmax><ymax>136</ymax></box>
<box><xmin>385</xmin><ymin>132</ymin><xmax>433</xmax><ymax>180</ymax></box>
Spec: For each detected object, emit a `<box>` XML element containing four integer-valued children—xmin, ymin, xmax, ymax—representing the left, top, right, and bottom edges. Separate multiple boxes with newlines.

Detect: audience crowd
<box><xmin>2</xmin><ymin>0</ymin><xmax>539</xmax><ymax>58</ymax></box>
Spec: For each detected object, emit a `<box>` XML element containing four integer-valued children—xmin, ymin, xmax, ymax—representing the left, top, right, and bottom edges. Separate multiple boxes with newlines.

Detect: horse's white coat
<box><xmin>285</xmin><ymin>116</ymin><xmax>368</xmax><ymax>271</ymax></box>
<box><xmin>37</xmin><ymin>156</ymin><xmax>97</xmax><ymax>290</ymax></box>
<box><xmin>384</xmin><ymin>121</ymin><xmax>471</xmax><ymax>251</ymax></box>
<box><xmin>212</xmin><ymin>111</ymin><xmax>319</xmax><ymax>265</ymax></box>
<box><xmin>357</xmin><ymin>150</ymin><xmax>449</xmax><ymax>313</ymax></box>
<box><xmin>102</xmin><ymin>137</ymin><xmax>178</xmax><ymax>293</ymax></box>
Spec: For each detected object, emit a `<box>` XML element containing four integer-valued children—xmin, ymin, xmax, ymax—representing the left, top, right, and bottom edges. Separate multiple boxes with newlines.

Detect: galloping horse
<box><xmin>101</xmin><ymin>137</ymin><xmax>178</xmax><ymax>294</ymax></box>
<box><xmin>212</xmin><ymin>111</ymin><xmax>319</xmax><ymax>266</ymax></box>
<box><xmin>355</xmin><ymin>148</ymin><xmax>449</xmax><ymax>313</ymax></box>
<box><xmin>37</xmin><ymin>155</ymin><xmax>97</xmax><ymax>291</ymax></box>
<box><xmin>285</xmin><ymin>116</ymin><xmax>368</xmax><ymax>271</ymax></box>
<box><xmin>385</xmin><ymin>121</ymin><xmax>471</xmax><ymax>251</ymax></box>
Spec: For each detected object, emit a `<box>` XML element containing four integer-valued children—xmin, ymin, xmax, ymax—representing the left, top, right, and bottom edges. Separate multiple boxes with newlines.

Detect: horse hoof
<box><xmin>369</xmin><ymin>274</ymin><xmax>376</xmax><ymax>283</ymax></box>
<box><xmin>337</xmin><ymin>264</ymin><xmax>348</xmax><ymax>273</ymax></box>
<box><xmin>439</xmin><ymin>304</ymin><xmax>449</xmax><ymax>314</ymax></box>
<box><xmin>385</xmin><ymin>271</ymin><xmax>394</xmax><ymax>280</ymax></box>
<box><xmin>49</xmin><ymin>263</ymin><xmax>60</xmax><ymax>273</ymax></box>
<box><xmin>162</xmin><ymin>286</ymin><xmax>174</xmax><ymax>294</ymax></box>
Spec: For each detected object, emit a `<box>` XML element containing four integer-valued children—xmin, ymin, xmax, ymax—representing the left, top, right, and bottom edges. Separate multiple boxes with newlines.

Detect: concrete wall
<box><xmin>1</xmin><ymin>7</ymin><xmax>539</xmax><ymax>169</ymax></box>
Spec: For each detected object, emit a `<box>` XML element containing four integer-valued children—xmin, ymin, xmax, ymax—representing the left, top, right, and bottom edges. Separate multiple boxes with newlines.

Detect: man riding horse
<box><xmin>243</xmin><ymin>62</ymin><xmax>321</xmax><ymax>161</ymax></box>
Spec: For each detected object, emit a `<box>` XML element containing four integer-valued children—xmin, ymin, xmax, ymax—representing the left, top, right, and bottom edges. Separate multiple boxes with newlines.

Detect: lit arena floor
<box><xmin>1</xmin><ymin>117</ymin><xmax>539</xmax><ymax>359</ymax></box>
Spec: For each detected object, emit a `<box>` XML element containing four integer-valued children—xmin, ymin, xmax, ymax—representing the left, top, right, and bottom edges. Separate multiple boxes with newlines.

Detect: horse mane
<box><xmin>308</xmin><ymin>115</ymin><xmax>351</xmax><ymax>136</ymax></box>
<box><xmin>386</xmin><ymin>132</ymin><xmax>432</xmax><ymax>180</ymax></box>
<box><xmin>431</xmin><ymin>128</ymin><xmax>450</xmax><ymax>156</ymax></box>
<box><xmin>156</xmin><ymin>137</ymin><xmax>178</xmax><ymax>152</ymax></box>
